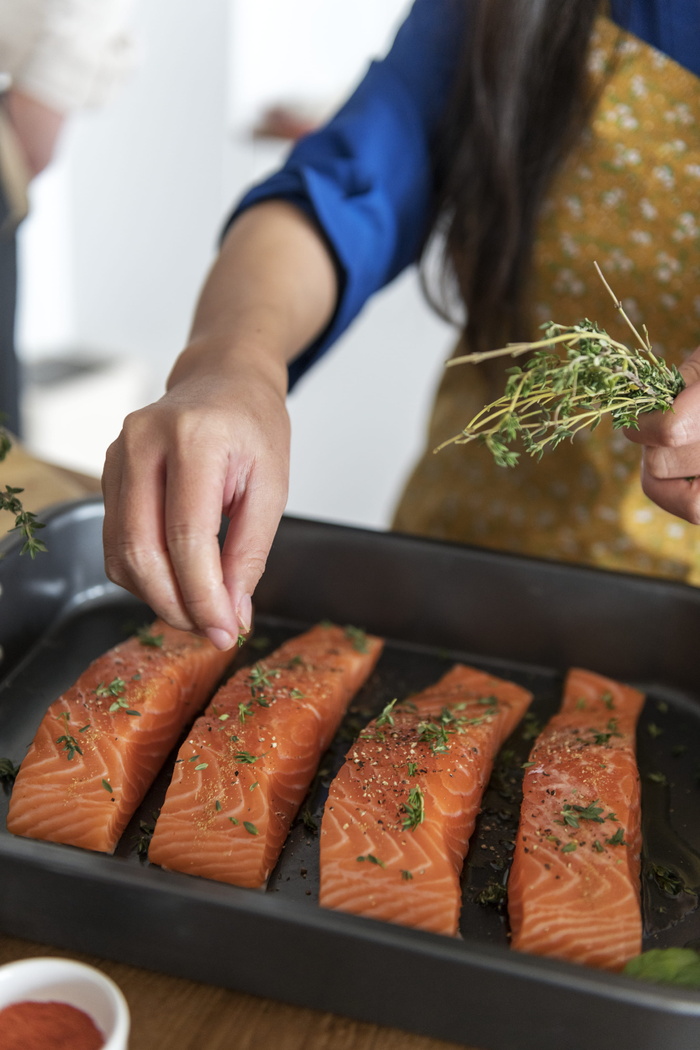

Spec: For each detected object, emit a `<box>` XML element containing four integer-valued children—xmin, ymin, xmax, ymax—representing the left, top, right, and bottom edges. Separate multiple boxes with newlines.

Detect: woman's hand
<box><xmin>101</xmin><ymin>201</ymin><xmax>338</xmax><ymax>649</ymax></box>
<box><xmin>625</xmin><ymin>347</ymin><xmax>700</xmax><ymax>523</ymax></box>
<box><xmin>102</xmin><ymin>360</ymin><xmax>290</xmax><ymax>651</ymax></box>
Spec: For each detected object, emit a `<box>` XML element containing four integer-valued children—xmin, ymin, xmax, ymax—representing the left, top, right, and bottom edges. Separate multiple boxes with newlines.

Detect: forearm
<box><xmin>169</xmin><ymin>200</ymin><xmax>339</xmax><ymax>396</ymax></box>
<box><xmin>103</xmin><ymin>199</ymin><xmax>338</xmax><ymax>646</ymax></box>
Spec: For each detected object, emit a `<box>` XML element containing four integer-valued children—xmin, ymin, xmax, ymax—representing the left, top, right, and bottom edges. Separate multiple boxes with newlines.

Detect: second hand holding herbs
<box><xmin>436</xmin><ymin>264</ymin><xmax>685</xmax><ymax>467</ymax></box>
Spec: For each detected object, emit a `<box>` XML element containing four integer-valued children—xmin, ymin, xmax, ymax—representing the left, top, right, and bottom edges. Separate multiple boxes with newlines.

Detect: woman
<box><xmin>102</xmin><ymin>0</ymin><xmax>700</xmax><ymax>649</ymax></box>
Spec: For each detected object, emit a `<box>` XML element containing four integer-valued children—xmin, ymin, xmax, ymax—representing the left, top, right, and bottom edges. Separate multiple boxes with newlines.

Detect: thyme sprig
<box><xmin>137</xmin><ymin>626</ymin><xmax>164</xmax><ymax>648</ymax></box>
<box><xmin>95</xmin><ymin>677</ymin><xmax>127</xmax><ymax>700</ymax></box>
<box><xmin>1</xmin><ymin>427</ymin><xmax>47</xmax><ymax>556</ymax></box>
<box><xmin>0</xmin><ymin>757</ymin><xmax>19</xmax><ymax>785</ymax></box>
<box><xmin>344</xmin><ymin>625</ymin><xmax>369</xmax><ymax>653</ymax></box>
<box><xmin>238</xmin><ymin>701</ymin><xmax>254</xmax><ymax>722</ymax></box>
<box><xmin>476</xmin><ymin>881</ymin><xmax>507</xmax><ymax>907</ymax></box>
<box><xmin>57</xmin><ymin>732</ymin><xmax>82</xmax><ymax>760</ymax></box>
<box><xmin>356</xmin><ymin>853</ymin><xmax>385</xmax><ymax>868</ymax></box>
<box><xmin>232</xmin><ymin>749</ymin><xmax>259</xmax><ymax>764</ymax></box>
<box><xmin>376</xmin><ymin>698</ymin><xmax>398</xmax><ymax>727</ymax></box>
<box><xmin>436</xmin><ymin>264</ymin><xmax>684</xmax><ymax>466</ymax></box>
<box><xmin>416</xmin><ymin>701</ymin><xmax>496</xmax><ymax>755</ymax></box>
<box><xmin>133</xmin><ymin>817</ymin><xmax>156</xmax><ymax>858</ymax></box>
<box><xmin>557</xmin><ymin>799</ymin><xmax>606</xmax><ymax>829</ymax></box>
<box><xmin>247</xmin><ymin>663</ymin><xmax>280</xmax><ymax>697</ymax></box>
<box><xmin>402</xmin><ymin>785</ymin><xmax>425</xmax><ymax>831</ymax></box>
<box><xmin>590</xmin><ymin>718</ymin><xmax>623</xmax><ymax>746</ymax></box>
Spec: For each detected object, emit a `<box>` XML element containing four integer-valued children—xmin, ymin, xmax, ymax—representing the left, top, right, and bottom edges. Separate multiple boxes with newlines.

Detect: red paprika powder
<box><xmin>0</xmin><ymin>999</ymin><xmax>105</xmax><ymax>1050</ymax></box>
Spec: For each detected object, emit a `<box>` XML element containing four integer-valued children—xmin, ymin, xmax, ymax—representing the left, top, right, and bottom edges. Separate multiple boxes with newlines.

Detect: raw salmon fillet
<box><xmin>508</xmin><ymin>667</ymin><xmax>644</xmax><ymax>971</ymax></box>
<box><xmin>7</xmin><ymin>621</ymin><xmax>233</xmax><ymax>853</ymax></box>
<box><xmin>319</xmin><ymin>664</ymin><xmax>532</xmax><ymax>935</ymax></box>
<box><xmin>148</xmin><ymin>623</ymin><xmax>383</xmax><ymax>888</ymax></box>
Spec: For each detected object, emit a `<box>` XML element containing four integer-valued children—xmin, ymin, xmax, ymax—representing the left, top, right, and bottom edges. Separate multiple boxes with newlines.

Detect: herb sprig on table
<box><xmin>435</xmin><ymin>264</ymin><xmax>685</xmax><ymax>466</ymax></box>
<box><xmin>0</xmin><ymin>426</ymin><xmax>47</xmax><ymax>557</ymax></box>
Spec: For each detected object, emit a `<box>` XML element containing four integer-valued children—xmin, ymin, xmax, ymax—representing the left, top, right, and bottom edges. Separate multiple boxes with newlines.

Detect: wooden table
<box><xmin>0</xmin><ymin>441</ymin><xmax>472</xmax><ymax>1050</ymax></box>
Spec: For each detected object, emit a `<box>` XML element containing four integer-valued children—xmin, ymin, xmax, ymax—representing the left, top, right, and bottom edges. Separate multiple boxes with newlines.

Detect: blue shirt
<box><xmin>230</xmin><ymin>0</ymin><xmax>700</xmax><ymax>388</ymax></box>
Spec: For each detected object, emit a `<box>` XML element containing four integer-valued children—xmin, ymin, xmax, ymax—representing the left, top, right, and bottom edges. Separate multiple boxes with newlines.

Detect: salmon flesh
<box><xmin>7</xmin><ymin>621</ymin><xmax>233</xmax><ymax>853</ymax></box>
<box><xmin>508</xmin><ymin>667</ymin><xmax>644</xmax><ymax>970</ymax></box>
<box><xmin>148</xmin><ymin>623</ymin><xmax>383</xmax><ymax>888</ymax></box>
<box><xmin>320</xmin><ymin>664</ymin><xmax>532</xmax><ymax>935</ymax></box>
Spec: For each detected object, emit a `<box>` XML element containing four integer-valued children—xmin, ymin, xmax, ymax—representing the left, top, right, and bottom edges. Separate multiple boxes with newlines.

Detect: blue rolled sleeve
<box><xmin>226</xmin><ymin>0</ymin><xmax>463</xmax><ymax>387</ymax></box>
<box><xmin>225</xmin><ymin>0</ymin><xmax>697</xmax><ymax>388</ymax></box>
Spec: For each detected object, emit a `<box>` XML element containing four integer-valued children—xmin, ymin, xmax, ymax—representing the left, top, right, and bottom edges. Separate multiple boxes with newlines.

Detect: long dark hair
<box><xmin>424</xmin><ymin>0</ymin><xmax>604</xmax><ymax>354</ymax></box>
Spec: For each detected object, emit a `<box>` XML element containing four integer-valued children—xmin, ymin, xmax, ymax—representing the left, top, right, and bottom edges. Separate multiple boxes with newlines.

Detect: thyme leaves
<box><xmin>247</xmin><ymin>663</ymin><xmax>280</xmax><ymax>697</ymax></box>
<box><xmin>436</xmin><ymin>266</ymin><xmax>684</xmax><ymax>465</ymax></box>
<box><xmin>0</xmin><ymin>424</ymin><xmax>47</xmax><ymax>557</ymax></box>
<box><xmin>0</xmin><ymin>757</ymin><xmax>19</xmax><ymax>785</ymax></box>
<box><xmin>95</xmin><ymin>677</ymin><xmax>127</xmax><ymax>699</ymax></box>
<box><xmin>356</xmin><ymin>853</ymin><xmax>385</xmax><ymax>868</ymax></box>
<box><xmin>606</xmin><ymin>827</ymin><xmax>627</xmax><ymax>847</ymax></box>
<box><xmin>109</xmin><ymin>699</ymin><xmax>142</xmax><ymax>716</ymax></box>
<box><xmin>590</xmin><ymin>718</ymin><xmax>623</xmax><ymax>746</ymax></box>
<box><xmin>94</xmin><ymin>677</ymin><xmax>141</xmax><ymax>716</ymax></box>
<box><xmin>401</xmin><ymin>785</ymin><xmax>425</xmax><ymax>831</ymax></box>
<box><xmin>133</xmin><ymin>816</ymin><xmax>158</xmax><ymax>858</ymax></box>
<box><xmin>238</xmin><ymin>701</ymin><xmax>254</xmax><ymax>723</ymax></box>
<box><xmin>232</xmin><ymin>750</ymin><xmax>259</xmax><ymax>765</ymax></box>
<box><xmin>557</xmin><ymin>799</ymin><xmax>606</xmax><ymax>829</ymax></box>
<box><xmin>416</xmin><ymin>700</ymin><xmax>497</xmax><ymax>755</ymax></box>
<box><xmin>652</xmin><ymin>864</ymin><xmax>685</xmax><ymax>897</ymax></box>
<box><xmin>137</xmin><ymin>627</ymin><xmax>164</xmax><ymax>648</ymax></box>
<box><xmin>344</xmin><ymin>625</ymin><xmax>369</xmax><ymax>653</ymax></box>
<box><xmin>475</xmin><ymin>881</ymin><xmax>507</xmax><ymax>907</ymax></box>
<box><xmin>375</xmin><ymin>698</ymin><xmax>398</xmax><ymax>727</ymax></box>
<box><xmin>56</xmin><ymin>733</ymin><xmax>82</xmax><ymax>761</ymax></box>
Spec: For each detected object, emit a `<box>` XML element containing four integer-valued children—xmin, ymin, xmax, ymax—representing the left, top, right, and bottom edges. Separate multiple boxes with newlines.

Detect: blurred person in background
<box><xmin>0</xmin><ymin>0</ymin><xmax>136</xmax><ymax>437</ymax></box>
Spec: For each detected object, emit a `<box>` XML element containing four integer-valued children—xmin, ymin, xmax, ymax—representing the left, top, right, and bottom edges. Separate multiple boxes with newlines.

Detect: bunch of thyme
<box><xmin>0</xmin><ymin>425</ymin><xmax>47</xmax><ymax>557</ymax></box>
<box><xmin>435</xmin><ymin>264</ymin><xmax>685</xmax><ymax>467</ymax></box>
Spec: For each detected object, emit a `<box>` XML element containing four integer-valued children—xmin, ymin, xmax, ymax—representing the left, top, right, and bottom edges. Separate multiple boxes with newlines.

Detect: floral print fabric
<box><xmin>393</xmin><ymin>18</ymin><xmax>700</xmax><ymax>584</ymax></box>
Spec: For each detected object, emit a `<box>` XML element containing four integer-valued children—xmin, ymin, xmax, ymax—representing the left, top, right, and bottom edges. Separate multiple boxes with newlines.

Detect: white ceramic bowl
<box><xmin>0</xmin><ymin>956</ymin><xmax>130</xmax><ymax>1049</ymax></box>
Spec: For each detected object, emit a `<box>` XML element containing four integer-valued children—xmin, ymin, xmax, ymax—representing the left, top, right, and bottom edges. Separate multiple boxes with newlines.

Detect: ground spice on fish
<box><xmin>0</xmin><ymin>999</ymin><xmax>105</xmax><ymax>1050</ymax></box>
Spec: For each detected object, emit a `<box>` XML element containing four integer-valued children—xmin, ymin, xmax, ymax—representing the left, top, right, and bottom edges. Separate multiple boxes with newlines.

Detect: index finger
<box><xmin>102</xmin><ymin>427</ymin><xmax>198</xmax><ymax>634</ymax></box>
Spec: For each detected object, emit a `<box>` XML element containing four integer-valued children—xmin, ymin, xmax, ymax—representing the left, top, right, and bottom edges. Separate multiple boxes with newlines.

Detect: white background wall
<box><xmin>16</xmin><ymin>0</ymin><xmax>455</xmax><ymax>530</ymax></box>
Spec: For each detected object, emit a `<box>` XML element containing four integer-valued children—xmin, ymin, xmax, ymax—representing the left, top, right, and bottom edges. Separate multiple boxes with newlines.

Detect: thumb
<box><xmin>679</xmin><ymin>344</ymin><xmax>700</xmax><ymax>387</ymax></box>
<box><xmin>626</xmin><ymin>345</ymin><xmax>700</xmax><ymax>447</ymax></box>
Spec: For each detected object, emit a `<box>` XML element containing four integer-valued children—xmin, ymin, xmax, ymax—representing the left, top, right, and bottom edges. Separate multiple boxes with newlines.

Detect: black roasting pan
<box><xmin>1</xmin><ymin>497</ymin><xmax>700</xmax><ymax>1050</ymax></box>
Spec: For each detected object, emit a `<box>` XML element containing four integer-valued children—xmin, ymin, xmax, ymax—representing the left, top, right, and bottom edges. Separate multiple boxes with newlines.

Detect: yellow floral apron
<box><xmin>393</xmin><ymin>18</ymin><xmax>700</xmax><ymax>584</ymax></box>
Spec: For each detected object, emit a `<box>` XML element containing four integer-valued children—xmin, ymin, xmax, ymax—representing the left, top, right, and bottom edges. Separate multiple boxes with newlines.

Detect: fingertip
<box><xmin>236</xmin><ymin>593</ymin><xmax>253</xmax><ymax>634</ymax></box>
<box><xmin>205</xmin><ymin>627</ymin><xmax>237</xmax><ymax>651</ymax></box>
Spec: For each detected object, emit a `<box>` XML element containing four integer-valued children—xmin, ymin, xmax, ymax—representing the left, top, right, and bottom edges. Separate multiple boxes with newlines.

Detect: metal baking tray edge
<box><xmin>1</xmin><ymin>497</ymin><xmax>699</xmax><ymax>1050</ymax></box>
